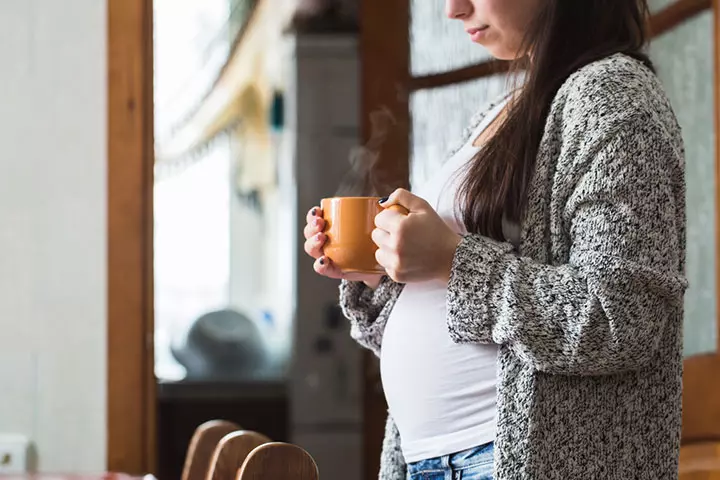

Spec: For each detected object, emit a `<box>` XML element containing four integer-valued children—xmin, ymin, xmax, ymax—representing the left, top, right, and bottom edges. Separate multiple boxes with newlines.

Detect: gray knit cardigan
<box><xmin>339</xmin><ymin>54</ymin><xmax>688</xmax><ymax>479</ymax></box>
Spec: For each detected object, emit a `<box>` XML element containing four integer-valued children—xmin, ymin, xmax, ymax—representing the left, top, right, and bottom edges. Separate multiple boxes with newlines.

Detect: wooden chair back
<box><xmin>236</xmin><ymin>442</ymin><xmax>319</xmax><ymax>480</ymax></box>
<box><xmin>206</xmin><ymin>431</ymin><xmax>271</xmax><ymax>480</ymax></box>
<box><xmin>683</xmin><ymin>355</ymin><xmax>720</xmax><ymax>443</ymax></box>
<box><xmin>680</xmin><ymin>354</ymin><xmax>720</xmax><ymax>479</ymax></box>
<box><xmin>181</xmin><ymin>420</ymin><xmax>241</xmax><ymax>480</ymax></box>
<box><xmin>679</xmin><ymin>442</ymin><xmax>720</xmax><ymax>479</ymax></box>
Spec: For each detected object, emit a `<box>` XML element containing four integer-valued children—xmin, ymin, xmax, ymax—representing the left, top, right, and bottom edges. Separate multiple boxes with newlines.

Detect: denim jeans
<box><xmin>406</xmin><ymin>443</ymin><xmax>494</xmax><ymax>480</ymax></box>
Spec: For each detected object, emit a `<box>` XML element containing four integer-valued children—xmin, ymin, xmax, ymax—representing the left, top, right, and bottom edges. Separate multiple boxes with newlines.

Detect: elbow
<box><xmin>572</xmin><ymin>318</ymin><xmax>671</xmax><ymax>376</ymax></box>
<box><xmin>510</xmin><ymin>316</ymin><xmax>674</xmax><ymax>377</ymax></box>
<box><xmin>566</xmin><ymin>275</ymin><xmax>685</xmax><ymax>376</ymax></box>
<box><xmin>595</xmin><ymin>282</ymin><xmax>685</xmax><ymax>374</ymax></box>
<box><xmin>590</xmin><ymin>346</ymin><xmax>659</xmax><ymax>376</ymax></box>
<box><xmin>516</xmin><ymin>346</ymin><xmax>660</xmax><ymax>377</ymax></box>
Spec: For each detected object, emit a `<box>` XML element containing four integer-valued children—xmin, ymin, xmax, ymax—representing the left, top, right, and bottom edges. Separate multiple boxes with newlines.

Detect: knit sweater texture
<box><xmin>339</xmin><ymin>53</ymin><xmax>688</xmax><ymax>480</ymax></box>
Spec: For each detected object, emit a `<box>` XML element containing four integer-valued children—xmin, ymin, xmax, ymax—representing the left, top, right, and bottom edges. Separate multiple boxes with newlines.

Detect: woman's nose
<box><xmin>445</xmin><ymin>0</ymin><xmax>473</xmax><ymax>19</ymax></box>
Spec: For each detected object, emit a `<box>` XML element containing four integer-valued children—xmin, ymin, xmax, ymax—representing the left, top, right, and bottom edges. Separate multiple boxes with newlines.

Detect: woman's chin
<box><xmin>482</xmin><ymin>46</ymin><xmax>522</xmax><ymax>62</ymax></box>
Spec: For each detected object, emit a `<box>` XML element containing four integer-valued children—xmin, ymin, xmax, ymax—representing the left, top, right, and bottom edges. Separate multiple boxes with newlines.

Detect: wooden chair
<box><xmin>236</xmin><ymin>443</ymin><xmax>319</xmax><ymax>480</ymax></box>
<box><xmin>205</xmin><ymin>431</ymin><xmax>271</xmax><ymax>480</ymax></box>
<box><xmin>680</xmin><ymin>443</ymin><xmax>720</xmax><ymax>479</ymax></box>
<box><xmin>182</xmin><ymin>420</ymin><xmax>242</xmax><ymax>480</ymax></box>
<box><xmin>680</xmin><ymin>354</ymin><xmax>720</xmax><ymax>480</ymax></box>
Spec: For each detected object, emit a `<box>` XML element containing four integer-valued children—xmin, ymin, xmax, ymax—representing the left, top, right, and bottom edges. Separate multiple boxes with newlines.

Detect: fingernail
<box><xmin>319</xmin><ymin>257</ymin><xmax>325</xmax><ymax>266</ymax></box>
<box><xmin>314</xmin><ymin>218</ymin><xmax>322</xmax><ymax>227</ymax></box>
<box><xmin>378</xmin><ymin>196</ymin><xmax>389</xmax><ymax>204</ymax></box>
<box><xmin>315</xmin><ymin>232</ymin><xmax>324</xmax><ymax>241</ymax></box>
<box><xmin>311</xmin><ymin>208</ymin><xmax>317</xmax><ymax>216</ymax></box>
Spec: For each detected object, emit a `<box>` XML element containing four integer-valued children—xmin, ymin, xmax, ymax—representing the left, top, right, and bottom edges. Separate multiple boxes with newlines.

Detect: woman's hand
<box><xmin>373</xmin><ymin>189</ymin><xmax>462</xmax><ymax>283</ymax></box>
<box><xmin>303</xmin><ymin>206</ymin><xmax>384</xmax><ymax>288</ymax></box>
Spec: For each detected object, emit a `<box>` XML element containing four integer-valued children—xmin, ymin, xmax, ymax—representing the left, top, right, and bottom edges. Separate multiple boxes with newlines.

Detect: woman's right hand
<box><xmin>304</xmin><ymin>206</ymin><xmax>384</xmax><ymax>289</ymax></box>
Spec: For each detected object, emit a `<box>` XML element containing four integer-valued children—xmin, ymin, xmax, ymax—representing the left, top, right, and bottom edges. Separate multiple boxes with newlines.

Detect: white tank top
<box><xmin>380</xmin><ymin>99</ymin><xmax>517</xmax><ymax>463</ymax></box>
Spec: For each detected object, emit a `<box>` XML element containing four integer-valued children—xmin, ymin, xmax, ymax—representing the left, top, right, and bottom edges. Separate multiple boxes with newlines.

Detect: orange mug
<box><xmin>321</xmin><ymin>197</ymin><xmax>408</xmax><ymax>274</ymax></box>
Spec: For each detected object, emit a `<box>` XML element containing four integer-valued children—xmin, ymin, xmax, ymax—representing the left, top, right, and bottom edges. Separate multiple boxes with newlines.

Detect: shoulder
<box><xmin>547</xmin><ymin>55</ymin><xmax>685</xmax><ymax>197</ymax></box>
<box><xmin>559</xmin><ymin>54</ymin><xmax>660</xmax><ymax>111</ymax></box>
<box><xmin>551</xmin><ymin>53</ymin><xmax>681</xmax><ymax>146</ymax></box>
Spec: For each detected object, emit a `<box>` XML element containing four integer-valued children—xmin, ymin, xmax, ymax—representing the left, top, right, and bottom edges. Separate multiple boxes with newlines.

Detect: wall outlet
<box><xmin>0</xmin><ymin>434</ymin><xmax>30</xmax><ymax>474</ymax></box>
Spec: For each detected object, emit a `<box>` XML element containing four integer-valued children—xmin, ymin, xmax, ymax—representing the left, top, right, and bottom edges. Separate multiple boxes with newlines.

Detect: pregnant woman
<box><xmin>304</xmin><ymin>0</ymin><xmax>687</xmax><ymax>478</ymax></box>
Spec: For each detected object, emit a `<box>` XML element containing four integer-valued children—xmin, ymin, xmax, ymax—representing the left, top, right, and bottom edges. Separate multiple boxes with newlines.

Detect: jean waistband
<box><xmin>407</xmin><ymin>442</ymin><xmax>494</xmax><ymax>473</ymax></box>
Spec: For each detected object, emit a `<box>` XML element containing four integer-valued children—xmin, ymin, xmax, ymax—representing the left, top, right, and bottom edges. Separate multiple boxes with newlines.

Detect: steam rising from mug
<box><xmin>336</xmin><ymin>106</ymin><xmax>397</xmax><ymax>197</ymax></box>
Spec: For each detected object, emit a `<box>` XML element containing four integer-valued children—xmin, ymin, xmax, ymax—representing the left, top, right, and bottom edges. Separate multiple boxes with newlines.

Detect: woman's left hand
<box><xmin>373</xmin><ymin>188</ymin><xmax>462</xmax><ymax>283</ymax></box>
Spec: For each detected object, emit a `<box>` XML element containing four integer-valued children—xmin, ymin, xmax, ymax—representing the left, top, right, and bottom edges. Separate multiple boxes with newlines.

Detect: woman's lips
<box><xmin>466</xmin><ymin>25</ymin><xmax>490</xmax><ymax>42</ymax></box>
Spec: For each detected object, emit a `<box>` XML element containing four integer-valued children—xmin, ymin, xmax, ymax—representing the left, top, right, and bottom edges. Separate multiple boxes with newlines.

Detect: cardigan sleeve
<box><xmin>445</xmin><ymin>110</ymin><xmax>687</xmax><ymax>376</ymax></box>
<box><xmin>339</xmin><ymin>277</ymin><xmax>404</xmax><ymax>357</ymax></box>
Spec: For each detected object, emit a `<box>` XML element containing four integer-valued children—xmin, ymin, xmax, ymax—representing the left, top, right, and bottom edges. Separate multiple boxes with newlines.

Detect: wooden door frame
<box><xmin>359</xmin><ymin>0</ymin><xmax>410</xmax><ymax>478</ymax></box>
<box><xmin>107</xmin><ymin>0</ymin><xmax>156</xmax><ymax>474</ymax></box>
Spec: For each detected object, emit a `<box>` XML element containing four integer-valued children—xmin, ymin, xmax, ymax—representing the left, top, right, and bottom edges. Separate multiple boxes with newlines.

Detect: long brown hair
<box><xmin>459</xmin><ymin>0</ymin><xmax>652</xmax><ymax>239</ymax></box>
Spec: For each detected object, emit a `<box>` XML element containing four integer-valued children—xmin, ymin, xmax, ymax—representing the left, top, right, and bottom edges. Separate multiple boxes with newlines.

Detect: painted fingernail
<box><xmin>311</xmin><ymin>208</ymin><xmax>317</xmax><ymax>216</ymax></box>
<box><xmin>319</xmin><ymin>257</ymin><xmax>325</xmax><ymax>266</ymax></box>
<box><xmin>379</xmin><ymin>196</ymin><xmax>389</xmax><ymax>204</ymax></box>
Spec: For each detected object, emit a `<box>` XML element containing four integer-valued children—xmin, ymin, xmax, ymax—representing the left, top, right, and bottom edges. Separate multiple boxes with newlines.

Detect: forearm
<box><xmin>446</xmin><ymin>235</ymin><xmax>686</xmax><ymax>375</ymax></box>
<box><xmin>339</xmin><ymin>277</ymin><xmax>404</xmax><ymax>355</ymax></box>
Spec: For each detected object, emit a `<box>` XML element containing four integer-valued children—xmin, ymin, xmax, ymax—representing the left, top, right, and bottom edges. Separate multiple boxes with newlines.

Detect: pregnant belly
<box><xmin>380</xmin><ymin>281</ymin><xmax>499</xmax><ymax>448</ymax></box>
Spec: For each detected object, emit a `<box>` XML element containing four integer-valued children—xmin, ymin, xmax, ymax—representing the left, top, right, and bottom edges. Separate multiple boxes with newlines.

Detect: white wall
<box><xmin>0</xmin><ymin>0</ymin><xmax>107</xmax><ymax>472</ymax></box>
